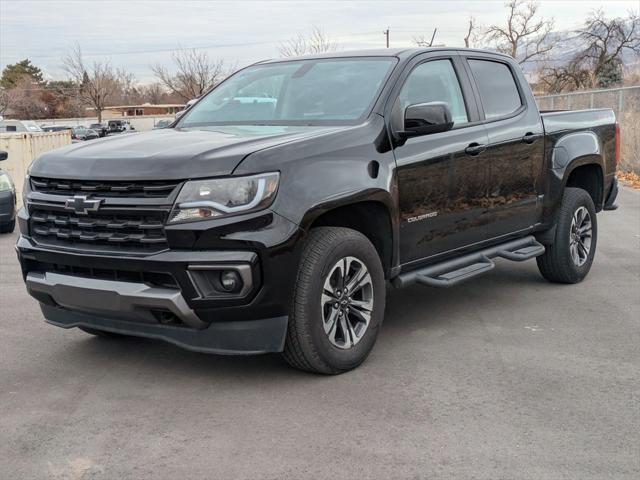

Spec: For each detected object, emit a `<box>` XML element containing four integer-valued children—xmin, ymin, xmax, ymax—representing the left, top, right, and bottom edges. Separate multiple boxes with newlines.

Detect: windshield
<box><xmin>23</xmin><ymin>121</ymin><xmax>43</xmax><ymax>132</ymax></box>
<box><xmin>178</xmin><ymin>57</ymin><xmax>397</xmax><ymax>127</ymax></box>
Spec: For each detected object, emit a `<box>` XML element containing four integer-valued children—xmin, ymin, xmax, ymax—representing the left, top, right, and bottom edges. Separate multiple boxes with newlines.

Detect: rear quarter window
<box><xmin>468</xmin><ymin>59</ymin><xmax>522</xmax><ymax>119</ymax></box>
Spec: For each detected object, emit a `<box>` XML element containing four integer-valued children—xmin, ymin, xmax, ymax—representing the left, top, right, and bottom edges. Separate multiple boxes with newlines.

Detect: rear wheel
<box><xmin>283</xmin><ymin>227</ymin><xmax>386</xmax><ymax>374</ymax></box>
<box><xmin>537</xmin><ymin>187</ymin><xmax>597</xmax><ymax>284</ymax></box>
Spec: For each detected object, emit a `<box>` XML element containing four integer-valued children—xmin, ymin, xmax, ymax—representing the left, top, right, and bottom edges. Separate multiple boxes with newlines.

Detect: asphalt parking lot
<box><xmin>1</xmin><ymin>188</ymin><xmax>638</xmax><ymax>480</ymax></box>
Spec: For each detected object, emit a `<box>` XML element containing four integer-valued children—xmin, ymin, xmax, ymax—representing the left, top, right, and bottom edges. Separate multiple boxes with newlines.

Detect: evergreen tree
<box><xmin>0</xmin><ymin>59</ymin><xmax>44</xmax><ymax>89</ymax></box>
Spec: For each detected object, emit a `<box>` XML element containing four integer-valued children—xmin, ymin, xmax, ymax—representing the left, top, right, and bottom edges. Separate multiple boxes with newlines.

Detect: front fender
<box><xmin>297</xmin><ymin>188</ymin><xmax>395</xmax><ymax>231</ymax></box>
<box><xmin>233</xmin><ymin>115</ymin><xmax>400</xmax><ymax>272</ymax></box>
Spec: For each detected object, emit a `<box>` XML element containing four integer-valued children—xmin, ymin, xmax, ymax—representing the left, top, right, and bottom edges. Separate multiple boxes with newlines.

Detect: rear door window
<box><xmin>468</xmin><ymin>59</ymin><xmax>522</xmax><ymax>119</ymax></box>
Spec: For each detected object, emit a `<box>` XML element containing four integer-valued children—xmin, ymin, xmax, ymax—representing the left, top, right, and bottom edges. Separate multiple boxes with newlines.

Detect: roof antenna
<box><xmin>428</xmin><ymin>28</ymin><xmax>438</xmax><ymax>47</ymax></box>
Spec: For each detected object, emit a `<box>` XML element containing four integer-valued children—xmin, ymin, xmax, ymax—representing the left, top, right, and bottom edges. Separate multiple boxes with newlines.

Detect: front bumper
<box><xmin>16</xmin><ymin>208</ymin><xmax>304</xmax><ymax>354</ymax></box>
<box><xmin>26</xmin><ymin>271</ymin><xmax>205</xmax><ymax>328</ymax></box>
<box><xmin>41</xmin><ymin>304</ymin><xmax>287</xmax><ymax>355</ymax></box>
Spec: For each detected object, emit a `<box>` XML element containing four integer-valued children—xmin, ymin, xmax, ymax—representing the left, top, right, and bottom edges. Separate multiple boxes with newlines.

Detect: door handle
<box><xmin>465</xmin><ymin>143</ymin><xmax>486</xmax><ymax>156</ymax></box>
<box><xmin>522</xmin><ymin>132</ymin><xmax>541</xmax><ymax>144</ymax></box>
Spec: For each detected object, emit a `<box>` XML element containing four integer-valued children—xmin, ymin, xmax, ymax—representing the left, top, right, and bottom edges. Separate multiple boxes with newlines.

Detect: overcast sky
<box><xmin>0</xmin><ymin>0</ymin><xmax>637</xmax><ymax>82</ymax></box>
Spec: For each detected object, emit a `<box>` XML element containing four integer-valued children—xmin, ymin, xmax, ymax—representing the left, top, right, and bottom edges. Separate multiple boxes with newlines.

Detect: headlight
<box><xmin>0</xmin><ymin>172</ymin><xmax>14</xmax><ymax>193</ymax></box>
<box><xmin>22</xmin><ymin>175</ymin><xmax>30</xmax><ymax>206</ymax></box>
<box><xmin>168</xmin><ymin>172</ymin><xmax>279</xmax><ymax>223</ymax></box>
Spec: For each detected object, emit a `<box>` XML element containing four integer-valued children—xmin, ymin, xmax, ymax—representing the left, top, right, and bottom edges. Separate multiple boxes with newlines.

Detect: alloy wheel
<box><xmin>321</xmin><ymin>256</ymin><xmax>374</xmax><ymax>349</ymax></box>
<box><xmin>569</xmin><ymin>206</ymin><xmax>592</xmax><ymax>267</ymax></box>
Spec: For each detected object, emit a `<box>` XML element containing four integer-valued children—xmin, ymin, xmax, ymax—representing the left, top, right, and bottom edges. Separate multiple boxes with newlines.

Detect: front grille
<box><xmin>30</xmin><ymin>208</ymin><xmax>169</xmax><ymax>253</ymax></box>
<box><xmin>30</xmin><ymin>177</ymin><xmax>181</xmax><ymax>198</ymax></box>
<box><xmin>28</xmin><ymin>260</ymin><xmax>179</xmax><ymax>289</ymax></box>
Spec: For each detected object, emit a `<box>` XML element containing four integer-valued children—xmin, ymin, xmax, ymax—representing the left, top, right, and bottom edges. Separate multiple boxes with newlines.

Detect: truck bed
<box><xmin>540</xmin><ymin>108</ymin><xmax>616</xmax><ymax>135</ymax></box>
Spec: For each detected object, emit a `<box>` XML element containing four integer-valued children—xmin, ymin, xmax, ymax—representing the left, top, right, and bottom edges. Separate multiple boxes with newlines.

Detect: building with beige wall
<box><xmin>89</xmin><ymin>104</ymin><xmax>185</xmax><ymax>119</ymax></box>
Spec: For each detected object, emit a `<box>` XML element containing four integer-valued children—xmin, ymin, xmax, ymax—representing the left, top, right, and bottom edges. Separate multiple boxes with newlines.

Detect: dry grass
<box><xmin>619</xmin><ymin>110</ymin><xmax>640</xmax><ymax>176</ymax></box>
<box><xmin>617</xmin><ymin>170</ymin><xmax>640</xmax><ymax>189</ymax></box>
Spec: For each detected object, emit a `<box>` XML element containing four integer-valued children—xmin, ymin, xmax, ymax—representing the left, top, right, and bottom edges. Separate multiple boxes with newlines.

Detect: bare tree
<box><xmin>1</xmin><ymin>76</ymin><xmax>48</xmax><ymax>119</ymax></box>
<box><xmin>152</xmin><ymin>48</ymin><xmax>227</xmax><ymax>102</ymax></box>
<box><xmin>63</xmin><ymin>44</ymin><xmax>127</xmax><ymax>122</ymax></box>
<box><xmin>278</xmin><ymin>26</ymin><xmax>338</xmax><ymax>57</ymax></box>
<box><xmin>537</xmin><ymin>62</ymin><xmax>591</xmax><ymax>93</ymax></box>
<box><xmin>484</xmin><ymin>0</ymin><xmax>554</xmax><ymax>65</ymax></box>
<box><xmin>464</xmin><ymin>16</ymin><xmax>478</xmax><ymax>48</ymax></box>
<box><xmin>412</xmin><ymin>36</ymin><xmax>427</xmax><ymax>47</ymax></box>
<box><xmin>0</xmin><ymin>88</ymin><xmax>12</xmax><ymax>116</ymax></box>
<box><xmin>579</xmin><ymin>9</ymin><xmax>640</xmax><ymax>87</ymax></box>
<box><xmin>622</xmin><ymin>63</ymin><xmax>640</xmax><ymax>86</ymax></box>
<box><xmin>141</xmin><ymin>83</ymin><xmax>167</xmax><ymax>104</ymax></box>
<box><xmin>538</xmin><ymin>10</ymin><xmax>639</xmax><ymax>92</ymax></box>
<box><xmin>412</xmin><ymin>29</ymin><xmax>438</xmax><ymax>48</ymax></box>
<box><xmin>115</xmin><ymin>68</ymin><xmax>137</xmax><ymax>104</ymax></box>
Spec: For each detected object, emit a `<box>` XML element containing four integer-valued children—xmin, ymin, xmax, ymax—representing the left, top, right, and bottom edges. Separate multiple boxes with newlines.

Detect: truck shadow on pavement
<box><xmin>52</xmin><ymin>263</ymin><xmax>548</xmax><ymax>380</ymax></box>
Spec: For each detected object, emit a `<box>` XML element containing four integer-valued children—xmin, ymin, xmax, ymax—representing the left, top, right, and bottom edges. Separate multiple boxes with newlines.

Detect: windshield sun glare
<box><xmin>179</xmin><ymin>57</ymin><xmax>397</xmax><ymax>127</ymax></box>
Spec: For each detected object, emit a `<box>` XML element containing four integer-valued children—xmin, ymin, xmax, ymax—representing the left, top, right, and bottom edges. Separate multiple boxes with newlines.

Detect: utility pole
<box><xmin>383</xmin><ymin>27</ymin><xmax>390</xmax><ymax>48</ymax></box>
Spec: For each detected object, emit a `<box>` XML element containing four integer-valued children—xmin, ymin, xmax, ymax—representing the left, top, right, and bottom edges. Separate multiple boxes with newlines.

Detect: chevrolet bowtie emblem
<box><xmin>64</xmin><ymin>195</ymin><xmax>103</xmax><ymax>215</ymax></box>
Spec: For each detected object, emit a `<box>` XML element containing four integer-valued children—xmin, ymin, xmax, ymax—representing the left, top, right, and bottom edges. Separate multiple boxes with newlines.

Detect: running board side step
<box><xmin>392</xmin><ymin>236</ymin><xmax>545</xmax><ymax>289</ymax></box>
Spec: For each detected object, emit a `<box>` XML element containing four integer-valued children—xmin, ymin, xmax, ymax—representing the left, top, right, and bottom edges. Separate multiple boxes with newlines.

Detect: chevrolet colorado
<box><xmin>16</xmin><ymin>48</ymin><xmax>620</xmax><ymax>374</ymax></box>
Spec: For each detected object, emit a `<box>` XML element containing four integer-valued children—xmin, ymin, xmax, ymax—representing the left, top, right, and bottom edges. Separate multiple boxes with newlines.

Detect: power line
<box><xmin>5</xmin><ymin>26</ymin><xmax>481</xmax><ymax>62</ymax></box>
<box><xmin>19</xmin><ymin>40</ymin><xmax>283</xmax><ymax>60</ymax></box>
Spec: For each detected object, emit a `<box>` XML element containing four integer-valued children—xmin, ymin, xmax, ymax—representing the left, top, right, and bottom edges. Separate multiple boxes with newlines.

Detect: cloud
<box><xmin>1</xmin><ymin>0</ymin><xmax>636</xmax><ymax>82</ymax></box>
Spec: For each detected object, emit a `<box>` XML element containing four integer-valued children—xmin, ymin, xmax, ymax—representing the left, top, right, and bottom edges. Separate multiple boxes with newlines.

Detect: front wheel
<box><xmin>283</xmin><ymin>227</ymin><xmax>386</xmax><ymax>374</ymax></box>
<box><xmin>537</xmin><ymin>187</ymin><xmax>598</xmax><ymax>284</ymax></box>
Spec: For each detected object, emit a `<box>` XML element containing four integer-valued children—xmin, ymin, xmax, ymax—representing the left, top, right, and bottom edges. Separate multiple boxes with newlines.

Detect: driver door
<box><xmin>392</xmin><ymin>55</ymin><xmax>491</xmax><ymax>265</ymax></box>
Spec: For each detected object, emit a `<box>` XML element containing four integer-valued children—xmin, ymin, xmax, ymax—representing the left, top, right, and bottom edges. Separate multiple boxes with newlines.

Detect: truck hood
<box><xmin>29</xmin><ymin>125</ymin><xmax>341</xmax><ymax>180</ymax></box>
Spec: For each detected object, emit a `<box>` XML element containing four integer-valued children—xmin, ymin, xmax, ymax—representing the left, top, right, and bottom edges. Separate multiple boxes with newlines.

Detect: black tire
<box><xmin>283</xmin><ymin>227</ymin><xmax>386</xmax><ymax>374</ymax></box>
<box><xmin>0</xmin><ymin>219</ymin><xmax>15</xmax><ymax>234</ymax></box>
<box><xmin>537</xmin><ymin>187</ymin><xmax>598</xmax><ymax>284</ymax></box>
<box><xmin>79</xmin><ymin>327</ymin><xmax>124</xmax><ymax>338</ymax></box>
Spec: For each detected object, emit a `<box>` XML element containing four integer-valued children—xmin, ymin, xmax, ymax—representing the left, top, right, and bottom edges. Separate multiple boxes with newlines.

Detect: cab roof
<box><xmin>257</xmin><ymin>47</ymin><xmax>512</xmax><ymax>64</ymax></box>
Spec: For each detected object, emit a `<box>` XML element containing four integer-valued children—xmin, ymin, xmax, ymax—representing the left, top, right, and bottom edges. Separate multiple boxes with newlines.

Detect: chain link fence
<box><xmin>535</xmin><ymin>86</ymin><xmax>640</xmax><ymax>174</ymax></box>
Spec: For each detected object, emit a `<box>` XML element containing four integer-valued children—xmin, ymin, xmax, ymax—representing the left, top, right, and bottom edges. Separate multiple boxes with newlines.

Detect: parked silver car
<box><xmin>0</xmin><ymin>120</ymin><xmax>43</xmax><ymax>133</ymax></box>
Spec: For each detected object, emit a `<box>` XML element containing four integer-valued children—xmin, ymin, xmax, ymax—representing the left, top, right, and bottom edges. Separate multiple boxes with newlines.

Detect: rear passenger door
<box><xmin>463</xmin><ymin>56</ymin><xmax>545</xmax><ymax>238</ymax></box>
<box><xmin>390</xmin><ymin>53</ymin><xmax>490</xmax><ymax>264</ymax></box>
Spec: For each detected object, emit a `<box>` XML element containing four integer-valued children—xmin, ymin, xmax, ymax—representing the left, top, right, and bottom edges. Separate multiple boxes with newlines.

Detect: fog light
<box><xmin>220</xmin><ymin>270</ymin><xmax>242</xmax><ymax>292</ymax></box>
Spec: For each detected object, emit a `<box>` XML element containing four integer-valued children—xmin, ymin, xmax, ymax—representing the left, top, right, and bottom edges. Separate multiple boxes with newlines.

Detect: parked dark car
<box><xmin>107</xmin><ymin>120</ymin><xmax>125</xmax><ymax>133</ymax></box>
<box><xmin>70</xmin><ymin>126</ymin><xmax>99</xmax><ymax>141</ymax></box>
<box><xmin>89</xmin><ymin>123</ymin><xmax>109</xmax><ymax>137</ymax></box>
<box><xmin>107</xmin><ymin>120</ymin><xmax>135</xmax><ymax>133</ymax></box>
<box><xmin>17</xmin><ymin>48</ymin><xmax>619</xmax><ymax>373</ymax></box>
<box><xmin>41</xmin><ymin>125</ymin><xmax>72</xmax><ymax>133</ymax></box>
<box><xmin>0</xmin><ymin>151</ymin><xmax>16</xmax><ymax>233</ymax></box>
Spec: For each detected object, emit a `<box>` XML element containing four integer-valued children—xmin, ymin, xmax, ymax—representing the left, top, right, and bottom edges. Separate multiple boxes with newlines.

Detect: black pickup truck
<box><xmin>16</xmin><ymin>48</ymin><xmax>619</xmax><ymax>374</ymax></box>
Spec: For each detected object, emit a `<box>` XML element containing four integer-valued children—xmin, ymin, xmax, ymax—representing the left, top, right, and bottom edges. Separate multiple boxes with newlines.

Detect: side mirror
<box><xmin>176</xmin><ymin>98</ymin><xmax>199</xmax><ymax>120</ymax></box>
<box><xmin>402</xmin><ymin>102</ymin><xmax>454</xmax><ymax>138</ymax></box>
<box><xmin>0</xmin><ymin>151</ymin><xmax>7</xmax><ymax>161</ymax></box>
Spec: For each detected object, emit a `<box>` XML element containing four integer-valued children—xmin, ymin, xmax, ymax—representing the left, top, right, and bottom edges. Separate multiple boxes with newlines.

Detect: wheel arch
<box><xmin>564</xmin><ymin>161</ymin><xmax>604</xmax><ymax>211</ymax></box>
<box><xmin>299</xmin><ymin>192</ymin><xmax>398</xmax><ymax>278</ymax></box>
<box><xmin>549</xmin><ymin>130</ymin><xmax>606</xmax><ymax>211</ymax></box>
